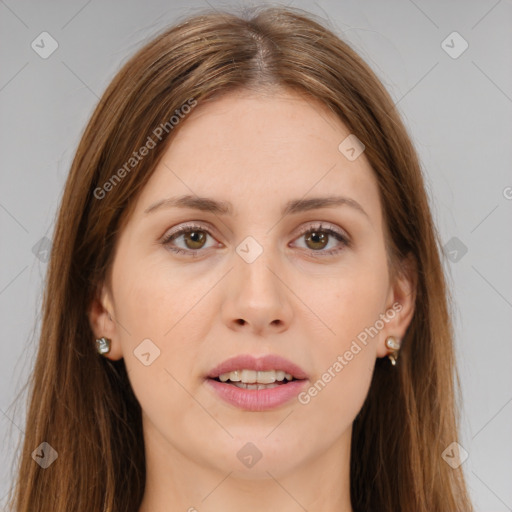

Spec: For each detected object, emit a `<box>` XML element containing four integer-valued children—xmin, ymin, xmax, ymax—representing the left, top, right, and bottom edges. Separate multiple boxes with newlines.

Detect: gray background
<box><xmin>1</xmin><ymin>0</ymin><xmax>511</xmax><ymax>510</ymax></box>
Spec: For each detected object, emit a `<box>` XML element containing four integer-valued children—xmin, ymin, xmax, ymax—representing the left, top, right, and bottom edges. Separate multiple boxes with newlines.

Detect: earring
<box><xmin>385</xmin><ymin>336</ymin><xmax>401</xmax><ymax>366</ymax></box>
<box><xmin>96</xmin><ymin>337</ymin><xmax>111</xmax><ymax>355</ymax></box>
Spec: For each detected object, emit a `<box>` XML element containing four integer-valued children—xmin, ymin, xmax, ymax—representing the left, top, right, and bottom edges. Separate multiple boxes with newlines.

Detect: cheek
<box><xmin>112</xmin><ymin>254</ymin><xmax>206</xmax><ymax>339</ymax></box>
<box><xmin>111</xmin><ymin>256</ymin><xmax>211</xmax><ymax>388</ymax></box>
<box><xmin>300</xmin><ymin>353</ymin><xmax>375</xmax><ymax>439</ymax></box>
<box><xmin>300</xmin><ymin>252</ymin><xmax>388</xmax><ymax>407</ymax></box>
<box><xmin>315</xmin><ymin>260</ymin><xmax>389</xmax><ymax>345</ymax></box>
<box><xmin>300</xmin><ymin>294</ymin><xmax>380</xmax><ymax>431</ymax></box>
<box><xmin>112</xmin><ymin>265</ymin><xmax>203</xmax><ymax>432</ymax></box>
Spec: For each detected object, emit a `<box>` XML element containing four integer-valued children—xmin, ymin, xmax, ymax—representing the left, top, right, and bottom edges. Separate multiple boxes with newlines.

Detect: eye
<box><xmin>161</xmin><ymin>222</ymin><xmax>350</xmax><ymax>258</ymax></box>
<box><xmin>291</xmin><ymin>223</ymin><xmax>350</xmax><ymax>256</ymax></box>
<box><xmin>161</xmin><ymin>223</ymin><xmax>218</xmax><ymax>256</ymax></box>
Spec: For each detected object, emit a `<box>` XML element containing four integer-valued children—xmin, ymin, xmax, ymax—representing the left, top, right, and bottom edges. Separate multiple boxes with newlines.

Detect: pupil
<box><xmin>307</xmin><ymin>231</ymin><xmax>327</xmax><ymax>250</ymax></box>
<box><xmin>187</xmin><ymin>231</ymin><xmax>205</xmax><ymax>248</ymax></box>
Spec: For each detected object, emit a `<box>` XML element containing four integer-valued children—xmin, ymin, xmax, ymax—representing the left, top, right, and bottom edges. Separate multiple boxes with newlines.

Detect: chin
<box><xmin>203</xmin><ymin>433</ymin><xmax>308</xmax><ymax>479</ymax></box>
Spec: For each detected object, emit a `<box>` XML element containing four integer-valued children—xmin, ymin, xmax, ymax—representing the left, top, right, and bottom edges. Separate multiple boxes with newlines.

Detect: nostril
<box><xmin>236</xmin><ymin>319</ymin><xmax>245</xmax><ymax>325</ymax></box>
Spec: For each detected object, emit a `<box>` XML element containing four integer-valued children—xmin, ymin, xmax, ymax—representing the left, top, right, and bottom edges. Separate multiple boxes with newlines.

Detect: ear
<box><xmin>376</xmin><ymin>252</ymin><xmax>417</xmax><ymax>358</ymax></box>
<box><xmin>87</xmin><ymin>281</ymin><xmax>124</xmax><ymax>360</ymax></box>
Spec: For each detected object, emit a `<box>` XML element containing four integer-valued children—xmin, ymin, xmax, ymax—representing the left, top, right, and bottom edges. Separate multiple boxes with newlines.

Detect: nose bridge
<box><xmin>223</xmin><ymin>232</ymin><xmax>293</xmax><ymax>333</ymax></box>
<box><xmin>235</xmin><ymin>233</ymin><xmax>283</xmax><ymax>302</ymax></box>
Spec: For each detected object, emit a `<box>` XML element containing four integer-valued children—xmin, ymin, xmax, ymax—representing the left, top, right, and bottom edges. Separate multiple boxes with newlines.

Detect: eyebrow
<box><xmin>144</xmin><ymin>194</ymin><xmax>369</xmax><ymax>219</ymax></box>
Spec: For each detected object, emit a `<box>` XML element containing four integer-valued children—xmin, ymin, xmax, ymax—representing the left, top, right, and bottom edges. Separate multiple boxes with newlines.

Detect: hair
<box><xmin>6</xmin><ymin>5</ymin><xmax>473</xmax><ymax>512</ymax></box>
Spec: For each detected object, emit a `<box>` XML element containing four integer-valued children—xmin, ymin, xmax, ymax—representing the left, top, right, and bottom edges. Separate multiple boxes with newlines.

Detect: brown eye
<box><xmin>161</xmin><ymin>224</ymin><xmax>216</xmax><ymax>255</ymax></box>
<box><xmin>293</xmin><ymin>223</ymin><xmax>349</xmax><ymax>256</ymax></box>
<box><xmin>182</xmin><ymin>230</ymin><xmax>207</xmax><ymax>250</ymax></box>
<box><xmin>304</xmin><ymin>230</ymin><xmax>329</xmax><ymax>250</ymax></box>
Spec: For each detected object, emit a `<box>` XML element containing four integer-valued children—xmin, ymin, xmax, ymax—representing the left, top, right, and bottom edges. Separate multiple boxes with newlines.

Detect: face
<box><xmin>89</xmin><ymin>88</ymin><xmax>415</xmax><ymax>481</ymax></box>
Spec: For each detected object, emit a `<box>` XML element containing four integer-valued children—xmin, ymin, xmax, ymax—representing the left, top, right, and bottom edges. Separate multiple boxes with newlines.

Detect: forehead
<box><xmin>132</xmin><ymin>89</ymin><xmax>381</xmax><ymax>222</ymax></box>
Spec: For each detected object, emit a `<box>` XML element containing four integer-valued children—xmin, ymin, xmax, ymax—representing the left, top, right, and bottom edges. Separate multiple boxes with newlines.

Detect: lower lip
<box><xmin>206</xmin><ymin>378</ymin><xmax>308</xmax><ymax>411</ymax></box>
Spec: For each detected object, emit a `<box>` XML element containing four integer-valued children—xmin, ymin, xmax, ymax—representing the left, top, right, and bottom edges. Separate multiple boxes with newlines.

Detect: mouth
<box><xmin>210</xmin><ymin>369</ymin><xmax>299</xmax><ymax>389</ymax></box>
<box><xmin>205</xmin><ymin>354</ymin><xmax>308</xmax><ymax>411</ymax></box>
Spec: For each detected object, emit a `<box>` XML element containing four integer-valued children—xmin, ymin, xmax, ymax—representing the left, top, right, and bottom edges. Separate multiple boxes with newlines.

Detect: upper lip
<box><xmin>207</xmin><ymin>354</ymin><xmax>308</xmax><ymax>380</ymax></box>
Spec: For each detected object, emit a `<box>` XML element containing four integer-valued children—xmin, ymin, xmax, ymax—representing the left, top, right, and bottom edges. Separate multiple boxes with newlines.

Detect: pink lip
<box><xmin>206</xmin><ymin>354</ymin><xmax>309</xmax><ymax>411</ymax></box>
<box><xmin>207</xmin><ymin>354</ymin><xmax>308</xmax><ymax>380</ymax></box>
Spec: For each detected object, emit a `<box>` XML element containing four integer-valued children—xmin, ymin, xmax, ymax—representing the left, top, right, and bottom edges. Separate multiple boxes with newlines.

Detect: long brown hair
<box><xmin>7</xmin><ymin>5</ymin><xmax>473</xmax><ymax>511</ymax></box>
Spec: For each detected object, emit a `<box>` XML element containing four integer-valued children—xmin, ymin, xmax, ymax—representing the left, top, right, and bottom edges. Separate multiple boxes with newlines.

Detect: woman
<box><xmin>7</xmin><ymin>5</ymin><xmax>474</xmax><ymax>511</ymax></box>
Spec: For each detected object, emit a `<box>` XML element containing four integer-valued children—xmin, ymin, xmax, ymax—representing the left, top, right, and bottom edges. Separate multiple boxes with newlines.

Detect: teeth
<box><xmin>217</xmin><ymin>369</ymin><xmax>295</xmax><ymax>384</ymax></box>
<box><xmin>233</xmin><ymin>382</ymin><xmax>280</xmax><ymax>390</ymax></box>
<box><xmin>219</xmin><ymin>370</ymin><xmax>240</xmax><ymax>382</ymax></box>
<box><xmin>241</xmin><ymin>369</ymin><xmax>257</xmax><ymax>383</ymax></box>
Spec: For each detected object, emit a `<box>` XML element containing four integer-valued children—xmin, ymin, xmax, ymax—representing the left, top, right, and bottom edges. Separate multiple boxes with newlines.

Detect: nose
<box><xmin>221</xmin><ymin>250</ymin><xmax>293</xmax><ymax>336</ymax></box>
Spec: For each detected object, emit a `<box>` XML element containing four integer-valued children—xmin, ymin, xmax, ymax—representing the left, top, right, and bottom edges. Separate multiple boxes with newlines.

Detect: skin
<box><xmin>88</xmin><ymin>88</ymin><xmax>416</xmax><ymax>512</ymax></box>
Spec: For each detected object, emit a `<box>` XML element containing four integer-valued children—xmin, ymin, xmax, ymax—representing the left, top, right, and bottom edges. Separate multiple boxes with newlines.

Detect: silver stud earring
<box><xmin>385</xmin><ymin>336</ymin><xmax>401</xmax><ymax>366</ymax></box>
<box><xmin>96</xmin><ymin>337</ymin><xmax>111</xmax><ymax>355</ymax></box>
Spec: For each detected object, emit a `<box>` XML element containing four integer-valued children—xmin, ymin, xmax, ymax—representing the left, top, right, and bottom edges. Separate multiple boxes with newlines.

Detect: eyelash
<box><xmin>161</xmin><ymin>222</ymin><xmax>350</xmax><ymax>258</ymax></box>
